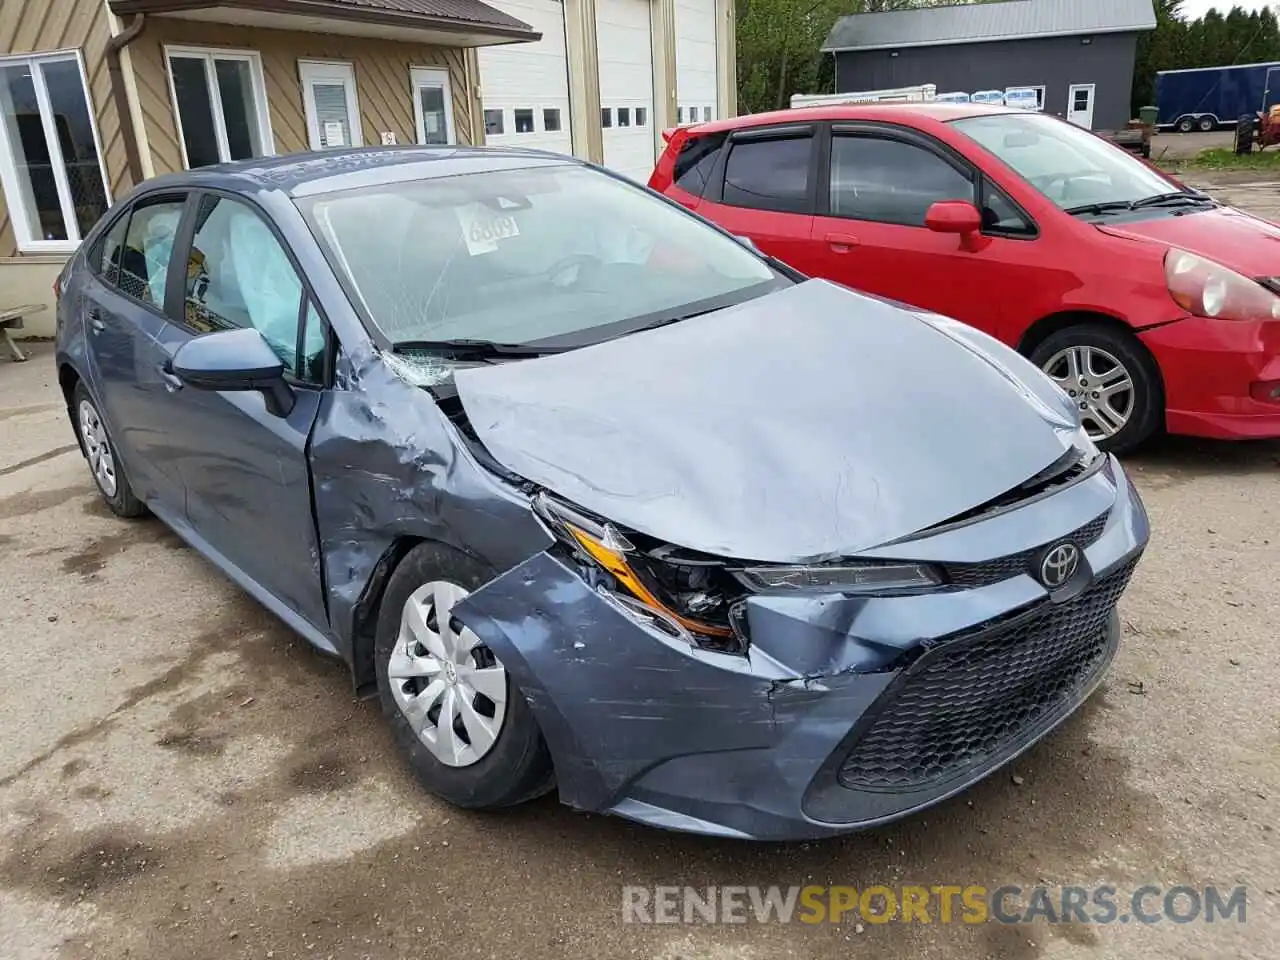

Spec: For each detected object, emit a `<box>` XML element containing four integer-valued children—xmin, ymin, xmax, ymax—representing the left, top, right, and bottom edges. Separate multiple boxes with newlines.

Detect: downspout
<box><xmin>105</xmin><ymin>14</ymin><xmax>147</xmax><ymax>187</ymax></box>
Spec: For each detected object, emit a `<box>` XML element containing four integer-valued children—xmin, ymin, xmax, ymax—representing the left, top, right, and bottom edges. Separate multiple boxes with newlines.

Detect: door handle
<box><xmin>87</xmin><ymin>308</ymin><xmax>104</xmax><ymax>334</ymax></box>
<box><xmin>158</xmin><ymin>365</ymin><xmax>184</xmax><ymax>393</ymax></box>
<box><xmin>825</xmin><ymin>232</ymin><xmax>860</xmax><ymax>252</ymax></box>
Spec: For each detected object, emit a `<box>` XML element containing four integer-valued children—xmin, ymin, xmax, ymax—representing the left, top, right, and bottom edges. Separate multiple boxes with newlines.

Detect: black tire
<box><xmin>374</xmin><ymin>541</ymin><xmax>554</xmax><ymax>810</ymax></box>
<box><xmin>1028</xmin><ymin>324</ymin><xmax>1164</xmax><ymax>455</ymax></box>
<box><xmin>1236</xmin><ymin>115</ymin><xmax>1255</xmax><ymax>155</ymax></box>
<box><xmin>71</xmin><ymin>382</ymin><xmax>146</xmax><ymax>518</ymax></box>
<box><xmin>1197</xmin><ymin>115</ymin><xmax>1216</xmax><ymax>133</ymax></box>
<box><xmin>1176</xmin><ymin>116</ymin><xmax>1195</xmax><ymax>133</ymax></box>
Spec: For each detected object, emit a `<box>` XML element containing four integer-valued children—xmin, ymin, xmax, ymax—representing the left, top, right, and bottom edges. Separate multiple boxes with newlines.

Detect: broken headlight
<box><xmin>533</xmin><ymin>493</ymin><xmax>741</xmax><ymax>642</ymax></box>
<box><xmin>732</xmin><ymin>562</ymin><xmax>940</xmax><ymax>594</ymax></box>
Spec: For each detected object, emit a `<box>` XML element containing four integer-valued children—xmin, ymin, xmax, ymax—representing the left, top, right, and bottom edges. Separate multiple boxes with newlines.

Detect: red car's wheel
<box><xmin>1030</xmin><ymin>325</ymin><xmax>1163</xmax><ymax>454</ymax></box>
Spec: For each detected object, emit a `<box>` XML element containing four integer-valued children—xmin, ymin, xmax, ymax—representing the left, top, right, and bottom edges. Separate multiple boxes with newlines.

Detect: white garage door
<box><xmin>477</xmin><ymin>0</ymin><xmax>573</xmax><ymax>157</ymax></box>
<box><xmin>596</xmin><ymin>0</ymin><xmax>656</xmax><ymax>181</ymax></box>
<box><xmin>675</xmin><ymin>0</ymin><xmax>717</xmax><ymax>126</ymax></box>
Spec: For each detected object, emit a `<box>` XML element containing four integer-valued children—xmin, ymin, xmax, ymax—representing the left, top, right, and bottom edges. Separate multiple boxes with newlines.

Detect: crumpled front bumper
<box><xmin>453</xmin><ymin>456</ymin><xmax>1150</xmax><ymax>840</ymax></box>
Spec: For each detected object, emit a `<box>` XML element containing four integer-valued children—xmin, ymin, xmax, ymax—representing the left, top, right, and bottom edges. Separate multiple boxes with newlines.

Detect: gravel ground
<box><xmin>1</xmin><ymin>182</ymin><xmax>1277</xmax><ymax>959</ymax></box>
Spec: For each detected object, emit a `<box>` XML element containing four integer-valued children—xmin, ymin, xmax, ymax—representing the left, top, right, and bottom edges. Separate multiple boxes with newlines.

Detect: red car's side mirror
<box><xmin>925</xmin><ymin>200</ymin><xmax>988</xmax><ymax>252</ymax></box>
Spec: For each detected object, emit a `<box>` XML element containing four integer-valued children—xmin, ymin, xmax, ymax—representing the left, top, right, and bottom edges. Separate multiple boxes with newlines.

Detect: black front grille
<box><xmin>944</xmin><ymin>511</ymin><xmax>1109</xmax><ymax>588</ymax></box>
<box><xmin>837</xmin><ymin>558</ymin><xmax>1137</xmax><ymax>791</ymax></box>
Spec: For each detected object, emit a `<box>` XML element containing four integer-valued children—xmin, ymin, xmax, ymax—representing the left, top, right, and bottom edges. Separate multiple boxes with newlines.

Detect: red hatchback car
<box><xmin>649</xmin><ymin>103</ymin><xmax>1280</xmax><ymax>452</ymax></box>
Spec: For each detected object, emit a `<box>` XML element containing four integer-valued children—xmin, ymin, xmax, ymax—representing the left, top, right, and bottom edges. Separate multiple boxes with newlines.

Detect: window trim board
<box><xmin>163</xmin><ymin>45</ymin><xmax>276</xmax><ymax>169</ymax></box>
<box><xmin>0</xmin><ymin>49</ymin><xmax>113</xmax><ymax>253</ymax></box>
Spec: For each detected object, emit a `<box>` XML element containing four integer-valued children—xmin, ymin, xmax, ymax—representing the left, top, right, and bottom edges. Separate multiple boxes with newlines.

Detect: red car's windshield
<box><xmin>953</xmin><ymin>112</ymin><xmax>1182</xmax><ymax>211</ymax></box>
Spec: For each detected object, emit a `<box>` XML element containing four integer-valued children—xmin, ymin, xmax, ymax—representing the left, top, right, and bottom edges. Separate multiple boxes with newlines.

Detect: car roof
<box><xmin>687</xmin><ymin>101</ymin><xmax>1018</xmax><ymax>135</ymax></box>
<box><xmin>137</xmin><ymin>145</ymin><xmax>580</xmax><ymax>198</ymax></box>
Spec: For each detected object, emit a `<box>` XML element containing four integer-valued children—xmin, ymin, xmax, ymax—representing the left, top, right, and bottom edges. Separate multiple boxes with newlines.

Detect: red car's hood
<box><xmin>1098</xmin><ymin>206</ymin><xmax>1280</xmax><ymax>278</ymax></box>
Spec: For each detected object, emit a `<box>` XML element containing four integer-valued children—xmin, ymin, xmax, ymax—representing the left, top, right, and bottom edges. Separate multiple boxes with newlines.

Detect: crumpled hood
<box><xmin>1099</xmin><ymin>205</ymin><xmax>1280</xmax><ymax>277</ymax></box>
<box><xmin>453</xmin><ymin>280</ymin><xmax>1080</xmax><ymax>563</ymax></box>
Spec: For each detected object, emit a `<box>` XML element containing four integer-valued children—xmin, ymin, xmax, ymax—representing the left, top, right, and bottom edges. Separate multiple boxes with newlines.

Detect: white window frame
<box><xmin>409</xmin><ymin>66</ymin><xmax>456</xmax><ymax>145</ymax></box>
<box><xmin>299</xmin><ymin>60</ymin><xmax>362</xmax><ymax>150</ymax></box>
<box><xmin>164</xmin><ymin>45</ymin><xmax>275</xmax><ymax>169</ymax></box>
<box><xmin>0</xmin><ymin>49</ymin><xmax>111</xmax><ymax>253</ymax></box>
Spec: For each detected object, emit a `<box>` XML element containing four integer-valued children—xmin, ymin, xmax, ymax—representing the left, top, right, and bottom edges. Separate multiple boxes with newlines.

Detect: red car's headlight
<box><xmin>1164</xmin><ymin>248</ymin><xmax>1280</xmax><ymax>322</ymax></box>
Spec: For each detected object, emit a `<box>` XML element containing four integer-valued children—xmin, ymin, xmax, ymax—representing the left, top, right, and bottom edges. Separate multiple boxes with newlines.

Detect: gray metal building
<box><xmin>821</xmin><ymin>0</ymin><xmax>1157</xmax><ymax>131</ymax></box>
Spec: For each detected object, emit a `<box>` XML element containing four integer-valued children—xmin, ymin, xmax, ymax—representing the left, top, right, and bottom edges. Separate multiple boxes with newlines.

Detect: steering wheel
<box><xmin>545</xmin><ymin>253</ymin><xmax>603</xmax><ymax>290</ymax></box>
<box><xmin>1029</xmin><ymin>170</ymin><xmax>1109</xmax><ymax>202</ymax></box>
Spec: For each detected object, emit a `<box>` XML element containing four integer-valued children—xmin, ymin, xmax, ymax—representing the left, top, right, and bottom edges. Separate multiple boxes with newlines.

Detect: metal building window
<box><xmin>601</xmin><ymin>107</ymin><xmax>613</xmax><ymax>128</ymax></box>
<box><xmin>617</xmin><ymin>107</ymin><xmax>630</xmax><ymax>127</ymax></box>
<box><xmin>0</xmin><ymin>51</ymin><xmax>110</xmax><ymax>252</ymax></box>
<box><xmin>484</xmin><ymin>109</ymin><xmax>505</xmax><ymax>135</ymax></box>
<box><xmin>543</xmin><ymin>108</ymin><xmax>562</xmax><ymax>132</ymax></box>
<box><xmin>514</xmin><ymin>108</ymin><xmax>535</xmax><ymax>133</ymax></box>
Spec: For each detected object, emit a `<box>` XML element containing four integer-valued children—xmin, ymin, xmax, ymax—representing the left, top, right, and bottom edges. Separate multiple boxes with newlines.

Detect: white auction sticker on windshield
<box><xmin>455</xmin><ymin>204</ymin><xmax>520</xmax><ymax>255</ymax></box>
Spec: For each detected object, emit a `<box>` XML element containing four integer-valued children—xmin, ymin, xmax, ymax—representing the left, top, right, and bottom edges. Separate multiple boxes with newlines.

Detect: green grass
<box><xmin>1161</xmin><ymin>147</ymin><xmax>1280</xmax><ymax>173</ymax></box>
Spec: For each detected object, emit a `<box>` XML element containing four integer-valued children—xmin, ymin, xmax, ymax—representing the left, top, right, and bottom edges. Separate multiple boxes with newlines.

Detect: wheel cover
<box><xmin>78</xmin><ymin>398</ymin><xmax>118</xmax><ymax>497</ymax></box>
<box><xmin>1041</xmin><ymin>345</ymin><xmax>1135</xmax><ymax>441</ymax></box>
<box><xmin>389</xmin><ymin>581</ymin><xmax>508</xmax><ymax>768</ymax></box>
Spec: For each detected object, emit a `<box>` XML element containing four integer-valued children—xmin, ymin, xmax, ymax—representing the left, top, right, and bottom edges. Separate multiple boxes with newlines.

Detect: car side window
<box><xmin>184</xmin><ymin>194</ymin><xmax>305</xmax><ymax>376</ymax></box>
<box><xmin>299</xmin><ymin>301</ymin><xmax>328</xmax><ymax>384</ymax></box>
<box><xmin>93</xmin><ymin>213</ymin><xmax>130</xmax><ymax>286</ymax></box>
<box><xmin>674</xmin><ymin>132</ymin><xmax>727</xmax><ymax>196</ymax></box>
<box><xmin>116</xmin><ymin>199</ymin><xmax>186</xmax><ymax>309</ymax></box>
<box><xmin>980</xmin><ymin>180</ymin><xmax>1036</xmax><ymax>237</ymax></box>
<box><xmin>721</xmin><ymin>135</ymin><xmax>813</xmax><ymax>214</ymax></box>
<box><xmin>829</xmin><ymin>135</ymin><xmax>974</xmax><ymax>227</ymax></box>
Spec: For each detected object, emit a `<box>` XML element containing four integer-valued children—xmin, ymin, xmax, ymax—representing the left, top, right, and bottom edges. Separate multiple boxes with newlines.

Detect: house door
<box><xmin>299</xmin><ymin>60</ymin><xmax>362</xmax><ymax>149</ymax></box>
<box><xmin>1067</xmin><ymin>83</ymin><xmax>1095</xmax><ymax>129</ymax></box>
<box><xmin>411</xmin><ymin>67</ymin><xmax>455</xmax><ymax>145</ymax></box>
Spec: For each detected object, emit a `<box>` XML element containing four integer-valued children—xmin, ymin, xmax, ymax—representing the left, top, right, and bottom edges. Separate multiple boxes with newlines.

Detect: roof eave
<box><xmin>108</xmin><ymin>0</ymin><xmax>541</xmax><ymax>43</ymax></box>
<box><xmin>822</xmin><ymin>21</ymin><xmax>1156</xmax><ymax>54</ymax></box>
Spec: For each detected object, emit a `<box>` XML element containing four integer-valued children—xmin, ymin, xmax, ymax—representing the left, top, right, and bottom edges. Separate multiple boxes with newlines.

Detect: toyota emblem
<box><xmin>1039</xmin><ymin>542</ymin><xmax>1081</xmax><ymax>589</ymax></box>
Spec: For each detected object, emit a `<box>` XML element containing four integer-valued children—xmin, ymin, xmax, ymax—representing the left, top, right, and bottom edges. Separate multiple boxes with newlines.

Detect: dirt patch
<box><xmin>156</xmin><ymin>731</ymin><xmax>228</xmax><ymax>759</ymax></box>
<box><xmin>0</xmin><ymin>831</ymin><xmax>163</xmax><ymax>906</ymax></box>
<box><xmin>0</xmin><ymin>484</ymin><xmax>94</xmax><ymax>521</ymax></box>
<box><xmin>287</xmin><ymin>752</ymin><xmax>355</xmax><ymax>794</ymax></box>
<box><xmin>60</xmin><ymin>522</ymin><xmax>188</xmax><ymax>580</ymax></box>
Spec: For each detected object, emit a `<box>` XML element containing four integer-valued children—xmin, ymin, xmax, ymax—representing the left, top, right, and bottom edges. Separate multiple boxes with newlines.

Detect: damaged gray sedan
<box><xmin>55</xmin><ymin>147</ymin><xmax>1149</xmax><ymax>840</ymax></box>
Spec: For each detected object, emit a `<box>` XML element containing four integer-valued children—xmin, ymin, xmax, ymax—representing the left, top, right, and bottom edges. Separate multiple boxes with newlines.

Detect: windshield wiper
<box><xmin>1129</xmin><ymin>191</ymin><xmax>1216</xmax><ymax>210</ymax></box>
<box><xmin>1063</xmin><ymin>200</ymin><xmax>1138</xmax><ymax>216</ymax></box>
<box><xmin>391</xmin><ymin>338</ymin><xmax>567</xmax><ymax>358</ymax></box>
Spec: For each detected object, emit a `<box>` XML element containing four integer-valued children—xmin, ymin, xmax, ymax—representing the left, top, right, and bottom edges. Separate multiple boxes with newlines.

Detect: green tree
<box><xmin>736</xmin><ymin>0</ymin><xmax>968</xmax><ymax>114</ymax></box>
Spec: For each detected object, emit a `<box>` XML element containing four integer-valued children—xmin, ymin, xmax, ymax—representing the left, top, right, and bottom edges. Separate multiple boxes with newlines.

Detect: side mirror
<box><xmin>925</xmin><ymin>200</ymin><xmax>987</xmax><ymax>252</ymax></box>
<box><xmin>171</xmin><ymin>327</ymin><xmax>295</xmax><ymax>417</ymax></box>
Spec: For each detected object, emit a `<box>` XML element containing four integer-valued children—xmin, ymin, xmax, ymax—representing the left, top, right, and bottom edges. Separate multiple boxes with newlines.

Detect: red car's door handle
<box><xmin>825</xmin><ymin>232</ymin><xmax>860</xmax><ymax>252</ymax></box>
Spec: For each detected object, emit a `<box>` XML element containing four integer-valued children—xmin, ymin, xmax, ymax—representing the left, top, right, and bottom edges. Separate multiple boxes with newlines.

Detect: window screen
<box><xmin>722</xmin><ymin>136</ymin><xmax>812</xmax><ymax>214</ymax></box>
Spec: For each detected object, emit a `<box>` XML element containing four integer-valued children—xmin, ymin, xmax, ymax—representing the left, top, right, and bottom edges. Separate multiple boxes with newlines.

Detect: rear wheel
<box><xmin>374</xmin><ymin>542</ymin><xmax>554</xmax><ymax>809</ymax></box>
<box><xmin>1029</xmin><ymin>324</ymin><xmax>1163</xmax><ymax>454</ymax></box>
<box><xmin>72</xmin><ymin>382</ymin><xmax>145</xmax><ymax>518</ymax></box>
<box><xmin>1197</xmin><ymin>115</ymin><xmax>1216</xmax><ymax>133</ymax></box>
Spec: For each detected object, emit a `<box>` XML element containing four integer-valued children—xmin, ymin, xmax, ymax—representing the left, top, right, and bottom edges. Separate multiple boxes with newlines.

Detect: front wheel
<box><xmin>1029</xmin><ymin>325</ymin><xmax>1163</xmax><ymax>454</ymax></box>
<box><xmin>1176</xmin><ymin>116</ymin><xmax>1196</xmax><ymax>133</ymax></box>
<box><xmin>374</xmin><ymin>542</ymin><xmax>554</xmax><ymax>809</ymax></box>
